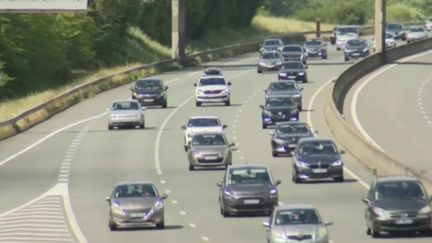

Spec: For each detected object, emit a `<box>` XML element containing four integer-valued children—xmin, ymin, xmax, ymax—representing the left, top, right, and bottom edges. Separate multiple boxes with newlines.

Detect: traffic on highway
<box><xmin>0</xmin><ymin>23</ymin><xmax>432</xmax><ymax>243</ymax></box>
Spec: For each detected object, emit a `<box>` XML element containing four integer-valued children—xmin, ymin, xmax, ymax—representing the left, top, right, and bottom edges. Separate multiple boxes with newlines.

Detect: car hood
<box><xmin>374</xmin><ymin>198</ymin><xmax>429</xmax><ymax>212</ymax></box>
<box><xmin>112</xmin><ymin>198</ymin><xmax>158</xmax><ymax>210</ymax></box>
<box><xmin>191</xmin><ymin>145</ymin><xmax>228</xmax><ymax>154</ymax></box>
<box><xmin>272</xmin><ymin>224</ymin><xmax>326</xmax><ymax>239</ymax></box>
<box><xmin>226</xmin><ymin>183</ymin><xmax>275</xmax><ymax>196</ymax></box>
<box><xmin>260</xmin><ymin>59</ymin><xmax>281</xmax><ymax>64</ymax></box>
<box><xmin>297</xmin><ymin>154</ymin><xmax>340</xmax><ymax>163</ymax></box>
<box><xmin>186</xmin><ymin>127</ymin><xmax>224</xmax><ymax>135</ymax></box>
<box><xmin>134</xmin><ymin>90</ymin><xmax>162</xmax><ymax>95</ymax></box>
<box><xmin>110</xmin><ymin>110</ymin><xmax>141</xmax><ymax>115</ymax></box>
<box><xmin>264</xmin><ymin>106</ymin><xmax>297</xmax><ymax>112</ymax></box>
<box><xmin>276</xmin><ymin>133</ymin><xmax>312</xmax><ymax>140</ymax></box>
<box><xmin>279</xmin><ymin>68</ymin><xmax>305</xmax><ymax>73</ymax></box>
<box><xmin>196</xmin><ymin>85</ymin><xmax>228</xmax><ymax>91</ymax></box>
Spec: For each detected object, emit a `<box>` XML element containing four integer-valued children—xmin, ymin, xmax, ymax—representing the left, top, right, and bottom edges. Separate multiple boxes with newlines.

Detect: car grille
<box><xmin>271</xmin><ymin>111</ymin><xmax>291</xmax><ymax>118</ymax></box>
<box><xmin>204</xmin><ymin>90</ymin><xmax>222</xmax><ymax>94</ymax></box>
<box><xmin>309</xmin><ymin>163</ymin><xmax>330</xmax><ymax>169</ymax></box>
<box><xmin>198</xmin><ymin>158</ymin><xmax>223</xmax><ymax>163</ymax></box>
<box><xmin>124</xmin><ymin>208</ymin><xmax>151</xmax><ymax>214</ymax></box>
<box><xmin>287</xmin><ymin>234</ymin><xmax>312</xmax><ymax>241</ymax></box>
<box><xmin>390</xmin><ymin>212</ymin><xmax>417</xmax><ymax>218</ymax></box>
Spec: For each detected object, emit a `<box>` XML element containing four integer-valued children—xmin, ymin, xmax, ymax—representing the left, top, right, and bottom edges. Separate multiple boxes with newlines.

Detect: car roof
<box><xmin>189</xmin><ymin>116</ymin><xmax>220</xmax><ymax>120</ymax></box>
<box><xmin>136</xmin><ymin>78</ymin><xmax>162</xmax><ymax>83</ymax></box>
<box><xmin>264</xmin><ymin>38</ymin><xmax>282</xmax><ymax>42</ymax></box>
<box><xmin>266</xmin><ymin>94</ymin><xmax>296</xmax><ymax>99</ymax></box>
<box><xmin>228</xmin><ymin>164</ymin><xmax>269</xmax><ymax>170</ymax></box>
<box><xmin>298</xmin><ymin>137</ymin><xmax>334</xmax><ymax>143</ymax></box>
<box><xmin>200</xmin><ymin>75</ymin><xmax>225</xmax><ymax>79</ymax></box>
<box><xmin>274</xmin><ymin>204</ymin><xmax>317</xmax><ymax>211</ymax></box>
<box><xmin>336</xmin><ymin>25</ymin><xmax>360</xmax><ymax>28</ymax></box>
<box><xmin>112</xmin><ymin>100</ymin><xmax>140</xmax><ymax>104</ymax></box>
<box><xmin>374</xmin><ymin>175</ymin><xmax>421</xmax><ymax>183</ymax></box>
<box><xmin>270</xmin><ymin>80</ymin><xmax>296</xmax><ymax>84</ymax></box>
<box><xmin>276</xmin><ymin>121</ymin><xmax>309</xmax><ymax>127</ymax></box>
<box><xmin>114</xmin><ymin>181</ymin><xmax>156</xmax><ymax>187</ymax></box>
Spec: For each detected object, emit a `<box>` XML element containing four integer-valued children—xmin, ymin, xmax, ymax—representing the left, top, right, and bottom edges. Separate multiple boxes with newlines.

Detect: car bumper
<box><xmin>133</xmin><ymin>96</ymin><xmax>165</xmax><ymax>106</ymax></box>
<box><xmin>278</xmin><ymin>75</ymin><xmax>307</xmax><ymax>82</ymax></box>
<box><xmin>345</xmin><ymin>51</ymin><xmax>369</xmax><ymax>58</ymax></box>
<box><xmin>110</xmin><ymin>211</ymin><xmax>164</xmax><ymax>228</ymax></box>
<box><xmin>307</xmin><ymin>51</ymin><xmax>326</xmax><ymax>57</ymax></box>
<box><xmin>222</xmin><ymin>196</ymin><xmax>278</xmax><ymax>214</ymax></box>
<box><xmin>196</xmin><ymin>95</ymin><xmax>229</xmax><ymax>103</ymax></box>
<box><xmin>189</xmin><ymin>154</ymin><xmax>231</xmax><ymax>168</ymax></box>
<box><xmin>109</xmin><ymin>118</ymin><xmax>143</xmax><ymax>126</ymax></box>
<box><xmin>258</xmin><ymin>64</ymin><xmax>281</xmax><ymax>71</ymax></box>
<box><xmin>295</xmin><ymin>166</ymin><xmax>343</xmax><ymax>180</ymax></box>
<box><xmin>373</xmin><ymin>216</ymin><xmax>432</xmax><ymax>232</ymax></box>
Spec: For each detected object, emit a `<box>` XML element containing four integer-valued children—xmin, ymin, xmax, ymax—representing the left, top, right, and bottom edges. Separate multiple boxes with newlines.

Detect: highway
<box><xmin>346</xmin><ymin>49</ymin><xmax>432</xmax><ymax>182</ymax></box>
<box><xmin>0</xmin><ymin>41</ymin><xmax>431</xmax><ymax>243</ymax></box>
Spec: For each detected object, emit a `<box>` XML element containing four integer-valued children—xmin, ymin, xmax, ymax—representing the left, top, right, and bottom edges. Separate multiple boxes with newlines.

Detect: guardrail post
<box><xmin>171</xmin><ymin>0</ymin><xmax>185</xmax><ymax>59</ymax></box>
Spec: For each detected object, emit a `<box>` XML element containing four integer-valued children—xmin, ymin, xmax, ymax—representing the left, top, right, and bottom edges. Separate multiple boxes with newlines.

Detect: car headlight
<box><xmin>270</xmin><ymin>188</ymin><xmax>278</xmax><ymax>198</ymax></box>
<box><xmin>192</xmin><ymin>151</ymin><xmax>201</xmax><ymax>157</ymax></box>
<box><xmin>373</xmin><ymin>207</ymin><xmax>390</xmax><ymax>219</ymax></box>
<box><xmin>292</xmin><ymin>94</ymin><xmax>301</xmax><ymax>98</ymax></box>
<box><xmin>298</xmin><ymin>72</ymin><xmax>305</xmax><ymax>76</ymax></box>
<box><xmin>332</xmin><ymin>160</ymin><xmax>343</xmax><ymax>166</ymax></box>
<box><xmin>196</xmin><ymin>89</ymin><xmax>205</xmax><ymax>95</ymax></box>
<box><xmin>223</xmin><ymin>189</ymin><xmax>236</xmax><ymax>200</ymax></box>
<box><xmin>259</xmin><ymin>61</ymin><xmax>266</xmax><ymax>65</ymax></box>
<box><xmin>271</xmin><ymin>231</ymin><xmax>286</xmax><ymax>242</ymax></box>
<box><xmin>279</xmin><ymin>72</ymin><xmax>287</xmax><ymax>77</ymax></box>
<box><xmin>263</xmin><ymin>109</ymin><xmax>272</xmax><ymax>116</ymax></box>
<box><xmin>153</xmin><ymin>200</ymin><xmax>164</xmax><ymax>210</ymax></box>
<box><xmin>314</xmin><ymin>227</ymin><xmax>328</xmax><ymax>241</ymax></box>
<box><xmin>273</xmin><ymin>137</ymin><xmax>285</xmax><ymax>144</ymax></box>
<box><xmin>362</xmin><ymin>48</ymin><xmax>369</xmax><ymax>53</ymax></box>
<box><xmin>111</xmin><ymin>202</ymin><xmax>125</xmax><ymax>216</ymax></box>
<box><xmin>110</xmin><ymin>114</ymin><xmax>117</xmax><ymax>119</ymax></box>
<box><xmin>295</xmin><ymin>160</ymin><xmax>309</xmax><ymax>168</ymax></box>
<box><xmin>134</xmin><ymin>114</ymin><xmax>140</xmax><ymax>118</ymax></box>
<box><xmin>221</xmin><ymin>88</ymin><xmax>229</xmax><ymax>94</ymax></box>
<box><xmin>419</xmin><ymin>205</ymin><xmax>431</xmax><ymax>214</ymax></box>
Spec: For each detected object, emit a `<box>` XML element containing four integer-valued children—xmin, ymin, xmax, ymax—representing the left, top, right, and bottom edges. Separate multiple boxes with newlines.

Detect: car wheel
<box><xmin>196</xmin><ymin>101</ymin><xmax>201</xmax><ymax>107</ymax></box>
<box><xmin>371</xmin><ymin>228</ymin><xmax>380</xmax><ymax>238</ymax></box>
<box><xmin>262</xmin><ymin>123</ymin><xmax>267</xmax><ymax>129</ymax></box>
<box><xmin>225</xmin><ymin>99</ymin><xmax>231</xmax><ymax>106</ymax></box>
<box><xmin>302</xmin><ymin>78</ymin><xmax>308</xmax><ymax>83</ymax></box>
<box><xmin>292</xmin><ymin>172</ymin><xmax>301</xmax><ymax>183</ymax></box>
<box><xmin>108</xmin><ymin>125</ymin><xmax>113</xmax><ymax>130</ymax></box>
<box><xmin>299</xmin><ymin>104</ymin><xmax>303</xmax><ymax>111</ymax></box>
<box><xmin>162</xmin><ymin>99</ymin><xmax>167</xmax><ymax>108</ymax></box>
<box><xmin>139</xmin><ymin>121</ymin><xmax>145</xmax><ymax>129</ymax></box>
<box><xmin>221</xmin><ymin>206</ymin><xmax>230</xmax><ymax>217</ymax></box>
<box><xmin>344</xmin><ymin>56</ymin><xmax>349</xmax><ymax>61</ymax></box>
<box><xmin>257</xmin><ymin>69</ymin><xmax>262</xmax><ymax>73</ymax></box>
<box><xmin>366</xmin><ymin>228</ymin><xmax>371</xmax><ymax>235</ymax></box>
<box><xmin>272</xmin><ymin>151</ymin><xmax>278</xmax><ymax>157</ymax></box>
<box><xmin>188</xmin><ymin>165</ymin><xmax>194</xmax><ymax>171</ymax></box>
<box><xmin>156</xmin><ymin>221</ymin><xmax>165</xmax><ymax>229</ymax></box>
<box><xmin>109</xmin><ymin>221</ymin><xmax>117</xmax><ymax>231</ymax></box>
<box><xmin>334</xmin><ymin>175</ymin><xmax>344</xmax><ymax>182</ymax></box>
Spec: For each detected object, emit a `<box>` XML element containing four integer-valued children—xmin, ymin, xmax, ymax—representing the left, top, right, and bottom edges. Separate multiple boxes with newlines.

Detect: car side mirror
<box><xmin>105</xmin><ymin>196</ymin><xmax>111</xmax><ymax>202</ymax></box>
<box><xmin>181</xmin><ymin>125</ymin><xmax>186</xmax><ymax>130</ymax></box>
<box><xmin>275</xmin><ymin>179</ymin><xmax>282</xmax><ymax>185</ymax></box>
<box><xmin>340</xmin><ymin>150</ymin><xmax>346</xmax><ymax>154</ymax></box>
<box><xmin>227</xmin><ymin>82</ymin><xmax>232</xmax><ymax>86</ymax></box>
<box><xmin>130</xmin><ymin>87</ymin><xmax>134</xmax><ymax>92</ymax></box>
<box><xmin>259</xmin><ymin>105</ymin><xmax>264</xmax><ymax>109</ymax></box>
<box><xmin>165</xmin><ymin>86</ymin><xmax>169</xmax><ymax>91</ymax></box>
<box><xmin>161</xmin><ymin>194</ymin><xmax>168</xmax><ymax>200</ymax></box>
<box><xmin>362</xmin><ymin>198</ymin><xmax>371</xmax><ymax>205</ymax></box>
<box><xmin>193</xmin><ymin>83</ymin><xmax>197</xmax><ymax>87</ymax></box>
<box><xmin>299</xmin><ymin>87</ymin><xmax>304</xmax><ymax>91</ymax></box>
<box><xmin>324</xmin><ymin>221</ymin><xmax>333</xmax><ymax>226</ymax></box>
<box><xmin>262</xmin><ymin>221</ymin><xmax>270</xmax><ymax>228</ymax></box>
<box><xmin>217</xmin><ymin>182</ymin><xmax>222</xmax><ymax>187</ymax></box>
<box><xmin>223</xmin><ymin>124</ymin><xmax>228</xmax><ymax>129</ymax></box>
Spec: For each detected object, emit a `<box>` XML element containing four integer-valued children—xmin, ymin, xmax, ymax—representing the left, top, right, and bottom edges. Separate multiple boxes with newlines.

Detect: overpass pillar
<box><xmin>375</xmin><ymin>0</ymin><xmax>386</xmax><ymax>57</ymax></box>
<box><xmin>172</xmin><ymin>0</ymin><xmax>185</xmax><ymax>59</ymax></box>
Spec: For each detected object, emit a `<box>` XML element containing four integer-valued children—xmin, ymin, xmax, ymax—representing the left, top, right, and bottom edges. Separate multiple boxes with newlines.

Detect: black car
<box><xmin>278</xmin><ymin>61</ymin><xmax>308</xmax><ymax>83</ymax></box>
<box><xmin>260</xmin><ymin>95</ymin><xmax>299</xmax><ymax>129</ymax></box>
<box><xmin>304</xmin><ymin>38</ymin><xmax>328</xmax><ymax>59</ymax></box>
<box><xmin>291</xmin><ymin>138</ymin><xmax>345</xmax><ymax>183</ymax></box>
<box><xmin>363</xmin><ymin>176</ymin><xmax>432</xmax><ymax>238</ymax></box>
<box><xmin>217</xmin><ymin>165</ymin><xmax>281</xmax><ymax>217</ymax></box>
<box><xmin>204</xmin><ymin>67</ymin><xmax>223</xmax><ymax>76</ymax></box>
<box><xmin>257</xmin><ymin>51</ymin><xmax>283</xmax><ymax>73</ymax></box>
<box><xmin>131</xmin><ymin>79</ymin><xmax>168</xmax><ymax>108</ymax></box>
<box><xmin>270</xmin><ymin>122</ymin><xmax>314</xmax><ymax>157</ymax></box>
<box><xmin>343</xmin><ymin>39</ymin><xmax>370</xmax><ymax>61</ymax></box>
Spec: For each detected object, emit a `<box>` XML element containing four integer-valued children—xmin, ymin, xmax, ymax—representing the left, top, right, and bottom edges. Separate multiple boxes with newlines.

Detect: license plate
<box><xmin>288</xmin><ymin>144</ymin><xmax>297</xmax><ymax>148</ymax></box>
<box><xmin>313</xmin><ymin>168</ymin><xmax>327</xmax><ymax>173</ymax></box>
<box><xmin>395</xmin><ymin>218</ymin><xmax>413</xmax><ymax>224</ymax></box>
<box><xmin>204</xmin><ymin>156</ymin><xmax>218</xmax><ymax>160</ymax></box>
<box><xmin>352</xmin><ymin>53</ymin><xmax>360</xmax><ymax>56</ymax></box>
<box><xmin>244</xmin><ymin>199</ymin><xmax>260</xmax><ymax>204</ymax></box>
<box><xmin>129</xmin><ymin>213</ymin><xmax>145</xmax><ymax>218</ymax></box>
<box><xmin>288</xmin><ymin>76</ymin><xmax>296</xmax><ymax>79</ymax></box>
<box><xmin>143</xmin><ymin>99</ymin><xmax>154</xmax><ymax>102</ymax></box>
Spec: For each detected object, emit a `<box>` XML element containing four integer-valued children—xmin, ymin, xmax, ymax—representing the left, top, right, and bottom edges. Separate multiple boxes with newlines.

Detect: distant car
<box><xmin>344</xmin><ymin>39</ymin><xmax>370</xmax><ymax>61</ymax></box>
<box><xmin>257</xmin><ymin>51</ymin><xmax>283</xmax><ymax>73</ymax></box>
<box><xmin>108</xmin><ymin>100</ymin><xmax>145</xmax><ymax>130</ymax></box>
<box><xmin>335</xmin><ymin>25</ymin><xmax>360</xmax><ymax>50</ymax></box>
<box><xmin>106</xmin><ymin>181</ymin><xmax>167</xmax><ymax>230</ymax></box>
<box><xmin>186</xmin><ymin>132</ymin><xmax>234</xmax><ymax>170</ymax></box>
<box><xmin>217</xmin><ymin>165</ymin><xmax>281</xmax><ymax>217</ymax></box>
<box><xmin>264</xmin><ymin>80</ymin><xmax>303</xmax><ymax>110</ymax></box>
<box><xmin>260</xmin><ymin>95</ymin><xmax>299</xmax><ymax>129</ymax></box>
<box><xmin>194</xmin><ymin>75</ymin><xmax>231</xmax><ymax>106</ymax></box>
<box><xmin>426</xmin><ymin>19</ymin><xmax>432</xmax><ymax>31</ymax></box>
<box><xmin>278</xmin><ymin>61</ymin><xmax>308</xmax><ymax>83</ymax></box>
<box><xmin>386</xmin><ymin>23</ymin><xmax>406</xmax><ymax>40</ymax></box>
<box><xmin>131</xmin><ymin>79</ymin><xmax>168</xmax><ymax>108</ymax></box>
<box><xmin>363</xmin><ymin>175</ymin><xmax>432</xmax><ymax>238</ymax></box>
<box><xmin>181</xmin><ymin>116</ymin><xmax>227</xmax><ymax>150</ymax></box>
<box><xmin>406</xmin><ymin>26</ymin><xmax>428</xmax><ymax>43</ymax></box>
<box><xmin>304</xmin><ymin>38</ymin><xmax>328</xmax><ymax>59</ymax></box>
<box><xmin>280</xmin><ymin>45</ymin><xmax>307</xmax><ymax>64</ymax></box>
<box><xmin>260</xmin><ymin>38</ymin><xmax>284</xmax><ymax>53</ymax></box>
<box><xmin>203</xmin><ymin>67</ymin><xmax>223</xmax><ymax>76</ymax></box>
<box><xmin>270</xmin><ymin>122</ymin><xmax>314</xmax><ymax>157</ymax></box>
<box><xmin>373</xmin><ymin>33</ymin><xmax>397</xmax><ymax>52</ymax></box>
<box><xmin>291</xmin><ymin>138</ymin><xmax>345</xmax><ymax>183</ymax></box>
<box><xmin>263</xmin><ymin>204</ymin><xmax>333</xmax><ymax>243</ymax></box>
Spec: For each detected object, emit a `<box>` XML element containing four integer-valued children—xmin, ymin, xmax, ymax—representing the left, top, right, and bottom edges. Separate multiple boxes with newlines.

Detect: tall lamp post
<box><xmin>172</xmin><ymin>0</ymin><xmax>185</xmax><ymax>59</ymax></box>
<box><xmin>375</xmin><ymin>0</ymin><xmax>387</xmax><ymax>59</ymax></box>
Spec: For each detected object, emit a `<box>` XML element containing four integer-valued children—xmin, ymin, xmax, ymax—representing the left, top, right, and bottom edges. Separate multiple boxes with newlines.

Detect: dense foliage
<box><xmin>0</xmin><ymin>0</ymin><xmax>260</xmax><ymax>100</ymax></box>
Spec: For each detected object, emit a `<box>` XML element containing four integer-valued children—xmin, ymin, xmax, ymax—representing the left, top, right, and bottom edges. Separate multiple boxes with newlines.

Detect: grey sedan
<box><xmin>264</xmin><ymin>80</ymin><xmax>303</xmax><ymax>110</ymax></box>
<box><xmin>218</xmin><ymin>165</ymin><xmax>281</xmax><ymax>216</ymax></box>
<box><xmin>108</xmin><ymin>100</ymin><xmax>145</xmax><ymax>130</ymax></box>
<box><xmin>270</xmin><ymin>122</ymin><xmax>314</xmax><ymax>157</ymax></box>
<box><xmin>292</xmin><ymin>138</ymin><xmax>345</xmax><ymax>183</ymax></box>
<box><xmin>263</xmin><ymin>204</ymin><xmax>332</xmax><ymax>243</ymax></box>
<box><xmin>106</xmin><ymin>182</ymin><xmax>167</xmax><ymax>230</ymax></box>
<box><xmin>186</xmin><ymin>132</ymin><xmax>235</xmax><ymax>170</ymax></box>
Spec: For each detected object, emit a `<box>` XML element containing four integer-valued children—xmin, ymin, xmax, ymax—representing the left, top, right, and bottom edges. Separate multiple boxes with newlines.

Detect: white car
<box><xmin>181</xmin><ymin>116</ymin><xmax>227</xmax><ymax>150</ymax></box>
<box><xmin>425</xmin><ymin>19</ymin><xmax>432</xmax><ymax>31</ymax></box>
<box><xmin>194</xmin><ymin>75</ymin><xmax>231</xmax><ymax>106</ymax></box>
<box><xmin>108</xmin><ymin>100</ymin><xmax>144</xmax><ymax>130</ymax></box>
<box><xmin>335</xmin><ymin>25</ymin><xmax>360</xmax><ymax>50</ymax></box>
<box><xmin>373</xmin><ymin>32</ymin><xmax>397</xmax><ymax>51</ymax></box>
<box><xmin>406</xmin><ymin>26</ymin><xmax>428</xmax><ymax>43</ymax></box>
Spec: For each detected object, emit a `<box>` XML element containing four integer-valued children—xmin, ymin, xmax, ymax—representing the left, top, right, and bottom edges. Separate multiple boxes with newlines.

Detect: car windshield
<box><xmin>337</xmin><ymin>27</ymin><xmax>358</xmax><ymax>35</ymax></box>
<box><xmin>275</xmin><ymin>209</ymin><xmax>321</xmax><ymax>225</ymax></box>
<box><xmin>199</xmin><ymin>77</ymin><xmax>226</xmax><ymax>86</ymax></box>
<box><xmin>112</xmin><ymin>102</ymin><xmax>140</xmax><ymax>110</ymax></box>
<box><xmin>305</xmin><ymin>39</ymin><xmax>322</xmax><ymax>46</ymax></box>
<box><xmin>204</xmin><ymin>68</ymin><xmax>221</xmax><ymax>75</ymax></box>
<box><xmin>114</xmin><ymin>184</ymin><xmax>157</xmax><ymax>198</ymax></box>
<box><xmin>191</xmin><ymin>134</ymin><xmax>226</xmax><ymax>146</ymax></box>
<box><xmin>387</xmin><ymin>24</ymin><xmax>402</xmax><ymax>30</ymax></box>
<box><xmin>268</xmin><ymin>82</ymin><xmax>297</xmax><ymax>91</ymax></box>
<box><xmin>263</xmin><ymin>40</ymin><xmax>280</xmax><ymax>46</ymax></box>
<box><xmin>188</xmin><ymin>118</ymin><xmax>221</xmax><ymax>127</ymax></box>
<box><xmin>298</xmin><ymin>141</ymin><xmax>338</xmax><ymax>155</ymax></box>
<box><xmin>262</xmin><ymin>52</ymin><xmax>281</xmax><ymax>59</ymax></box>
<box><xmin>375</xmin><ymin>181</ymin><xmax>427</xmax><ymax>200</ymax></box>
<box><xmin>277</xmin><ymin>124</ymin><xmax>309</xmax><ymax>135</ymax></box>
<box><xmin>282</xmin><ymin>62</ymin><xmax>304</xmax><ymax>69</ymax></box>
<box><xmin>135</xmin><ymin>80</ymin><xmax>162</xmax><ymax>91</ymax></box>
<box><xmin>283</xmin><ymin>46</ymin><xmax>302</xmax><ymax>52</ymax></box>
<box><xmin>409</xmin><ymin>27</ymin><xmax>424</xmax><ymax>32</ymax></box>
<box><xmin>265</xmin><ymin>97</ymin><xmax>294</xmax><ymax>107</ymax></box>
<box><xmin>228</xmin><ymin>168</ymin><xmax>271</xmax><ymax>185</ymax></box>
<box><xmin>346</xmin><ymin>40</ymin><xmax>367</xmax><ymax>48</ymax></box>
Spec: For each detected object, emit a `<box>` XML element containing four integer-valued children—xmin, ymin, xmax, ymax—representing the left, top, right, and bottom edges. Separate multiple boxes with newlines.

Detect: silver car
<box><xmin>264</xmin><ymin>81</ymin><xmax>303</xmax><ymax>110</ymax></box>
<box><xmin>186</xmin><ymin>132</ymin><xmax>235</xmax><ymax>170</ymax></box>
<box><xmin>106</xmin><ymin>182</ymin><xmax>167</xmax><ymax>230</ymax></box>
<box><xmin>108</xmin><ymin>100</ymin><xmax>145</xmax><ymax>130</ymax></box>
<box><xmin>406</xmin><ymin>25</ymin><xmax>428</xmax><ymax>43</ymax></box>
<box><xmin>263</xmin><ymin>204</ymin><xmax>332</xmax><ymax>243</ymax></box>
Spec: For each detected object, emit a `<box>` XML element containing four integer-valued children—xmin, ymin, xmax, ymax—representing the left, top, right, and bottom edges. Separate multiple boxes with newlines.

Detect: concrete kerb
<box><xmin>327</xmin><ymin>37</ymin><xmax>432</xmax><ymax>193</ymax></box>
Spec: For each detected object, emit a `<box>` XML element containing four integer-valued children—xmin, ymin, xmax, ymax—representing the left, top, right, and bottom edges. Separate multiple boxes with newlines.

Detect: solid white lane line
<box><xmin>160</xmin><ymin>180</ymin><xmax>166</xmax><ymax>184</ymax></box>
<box><xmin>165</xmin><ymin>190</ymin><xmax>171</xmax><ymax>194</ymax></box>
<box><xmin>171</xmin><ymin>200</ymin><xmax>178</xmax><ymax>205</ymax></box>
<box><xmin>351</xmin><ymin>50</ymin><xmax>432</xmax><ymax>153</ymax></box>
<box><xmin>189</xmin><ymin>223</ymin><xmax>197</xmax><ymax>228</ymax></box>
<box><xmin>179</xmin><ymin>211</ymin><xmax>186</xmax><ymax>216</ymax></box>
<box><xmin>201</xmin><ymin>236</ymin><xmax>210</xmax><ymax>241</ymax></box>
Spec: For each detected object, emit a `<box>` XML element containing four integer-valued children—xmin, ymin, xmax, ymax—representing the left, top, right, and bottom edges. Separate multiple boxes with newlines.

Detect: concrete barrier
<box><xmin>327</xmin><ymin>36</ymin><xmax>432</xmax><ymax>192</ymax></box>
